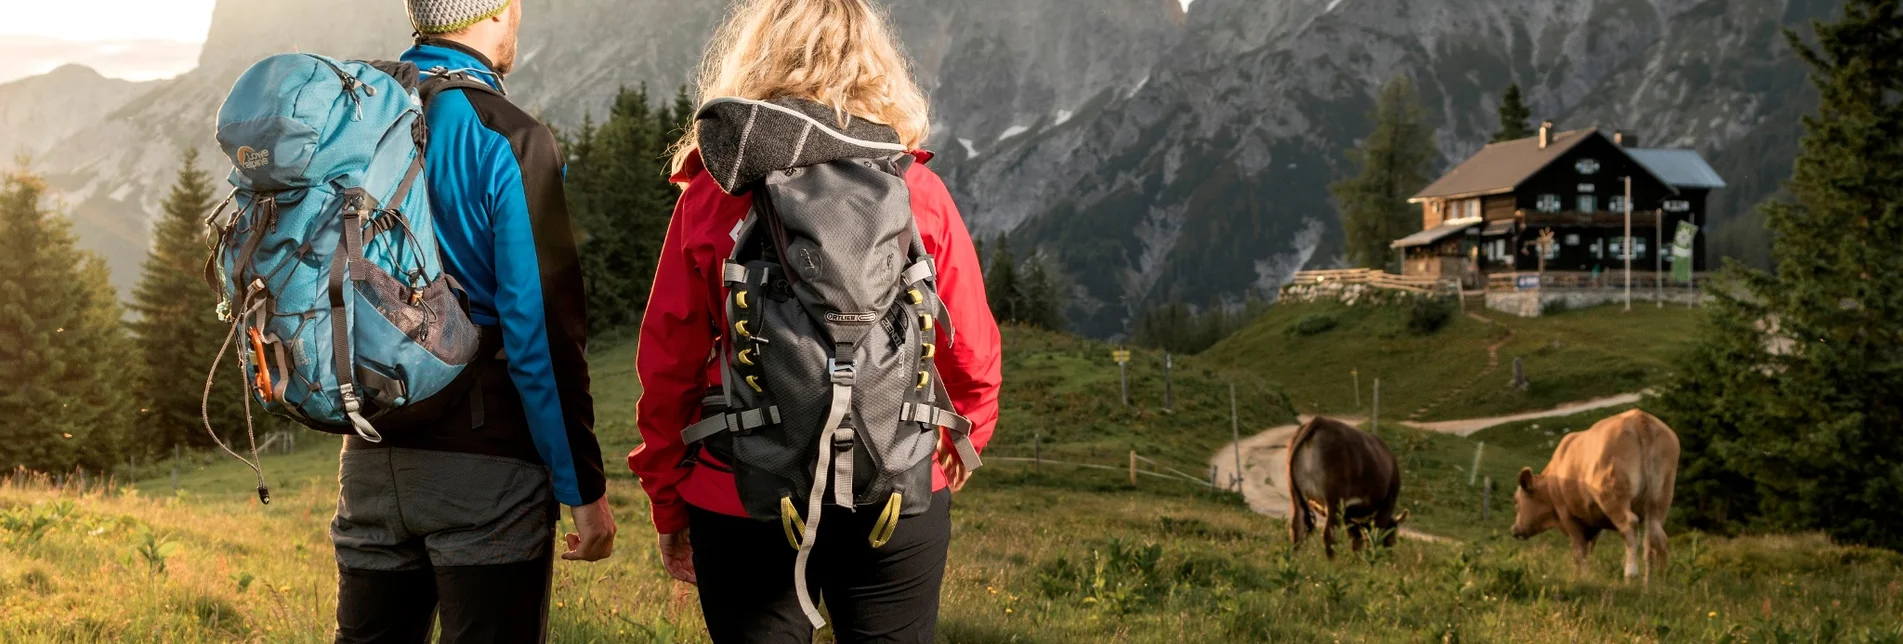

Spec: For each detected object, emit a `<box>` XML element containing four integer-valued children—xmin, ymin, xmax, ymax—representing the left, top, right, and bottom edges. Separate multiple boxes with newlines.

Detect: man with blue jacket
<box><xmin>330</xmin><ymin>1</ymin><xmax>616</xmax><ymax>641</ymax></box>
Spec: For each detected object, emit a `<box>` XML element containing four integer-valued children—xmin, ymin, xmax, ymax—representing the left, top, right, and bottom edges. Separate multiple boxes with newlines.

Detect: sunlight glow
<box><xmin>1</xmin><ymin>0</ymin><xmax>218</xmax><ymax>43</ymax></box>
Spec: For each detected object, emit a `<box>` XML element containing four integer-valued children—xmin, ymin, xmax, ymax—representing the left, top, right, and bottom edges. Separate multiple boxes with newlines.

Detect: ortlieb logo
<box><xmin>826</xmin><ymin>311</ymin><xmax>878</xmax><ymax>324</ymax></box>
<box><xmin>236</xmin><ymin>146</ymin><xmax>271</xmax><ymax>170</ymax></box>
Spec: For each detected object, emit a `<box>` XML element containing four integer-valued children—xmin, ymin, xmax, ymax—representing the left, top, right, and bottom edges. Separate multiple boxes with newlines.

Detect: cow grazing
<box><xmin>1287</xmin><ymin>417</ymin><xmax>1409</xmax><ymax>559</ymax></box>
<box><xmin>1511</xmin><ymin>409</ymin><xmax>1680</xmax><ymax>584</ymax></box>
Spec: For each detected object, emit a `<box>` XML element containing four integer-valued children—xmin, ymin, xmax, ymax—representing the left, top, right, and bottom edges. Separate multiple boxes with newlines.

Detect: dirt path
<box><xmin>1211</xmin><ymin>393</ymin><xmax>1643</xmax><ymax>543</ymax></box>
<box><xmin>1404</xmin><ymin>392</ymin><xmax>1642</xmax><ymax>436</ymax></box>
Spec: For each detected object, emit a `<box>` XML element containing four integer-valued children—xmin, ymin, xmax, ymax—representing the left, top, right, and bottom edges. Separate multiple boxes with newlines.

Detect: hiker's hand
<box><xmin>659</xmin><ymin>529</ymin><xmax>697</xmax><ymax>584</ymax></box>
<box><xmin>562</xmin><ymin>498</ymin><xmax>616</xmax><ymax>562</ymax></box>
<box><xmin>938</xmin><ymin>442</ymin><xmax>972</xmax><ymax>493</ymax></box>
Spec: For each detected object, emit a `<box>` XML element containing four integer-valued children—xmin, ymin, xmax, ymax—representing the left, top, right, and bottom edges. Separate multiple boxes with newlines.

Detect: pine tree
<box><xmin>984</xmin><ymin>233</ymin><xmax>1020</xmax><ymax>324</ymax></box>
<box><xmin>1656</xmin><ymin>0</ymin><xmax>1903</xmax><ymax>549</ymax></box>
<box><xmin>1491</xmin><ymin>82</ymin><xmax>1533</xmax><ymax>143</ymax></box>
<box><xmin>568</xmin><ymin>85</ymin><xmax>677</xmax><ymax>334</ymax></box>
<box><xmin>130</xmin><ymin>149</ymin><xmax>243</xmax><ymax>453</ymax></box>
<box><xmin>1019</xmin><ymin>253</ymin><xmax>1065</xmax><ymax>331</ymax></box>
<box><xmin>1331</xmin><ymin>76</ymin><xmax>1438</xmax><ymax>270</ymax></box>
<box><xmin>0</xmin><ymin>168</ymin><xmax>136</xmax><ymax>472</ymax></box>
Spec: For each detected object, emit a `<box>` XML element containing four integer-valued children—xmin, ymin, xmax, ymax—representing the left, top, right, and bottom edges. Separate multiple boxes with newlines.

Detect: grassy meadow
<box><xmin>5</xmin><ymin>325</ymin><xmax>1903</xmax><ymax>642</ymax></box>
<box><xmin>1205</xmin><ymin>302</ymin><xmax>1700</xmax><ymax>421</ymax></box>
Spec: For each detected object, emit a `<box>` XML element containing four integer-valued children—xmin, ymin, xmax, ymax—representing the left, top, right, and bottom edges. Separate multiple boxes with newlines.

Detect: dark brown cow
<box><xmin>1511</xmin><ymin>409</ymin><xmax>1680</xmax><ymax>584</ymax></box>
<box><xmin>1287</xmin><ymin>417</ymin><xmax>1408</xmax><ymax>558</ymax></box>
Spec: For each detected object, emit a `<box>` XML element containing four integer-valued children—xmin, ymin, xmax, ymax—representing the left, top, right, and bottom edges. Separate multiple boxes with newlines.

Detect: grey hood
<box><xmin>695</xmin><ymin>97</ymin><xmax>908</xmax><ymax>195</ymax></box>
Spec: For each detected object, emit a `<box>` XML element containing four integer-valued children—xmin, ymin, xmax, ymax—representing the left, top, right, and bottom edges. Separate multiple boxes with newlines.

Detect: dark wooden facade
<box><xmin>1405</xmin><ymin>128</ymin><xmax>1714</xmax><ymax>284</ymax></box>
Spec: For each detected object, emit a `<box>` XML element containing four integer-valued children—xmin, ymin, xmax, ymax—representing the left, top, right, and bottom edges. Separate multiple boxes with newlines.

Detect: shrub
<box><xmin>1290</xmin><ymin>313</ymin><xmax>1339</xmax><ymax>337</ymax></box>
<box><xmin>1407</xmin><ymin>296</ymin><xmax>1455</xmax><ymax>335</ymax></box>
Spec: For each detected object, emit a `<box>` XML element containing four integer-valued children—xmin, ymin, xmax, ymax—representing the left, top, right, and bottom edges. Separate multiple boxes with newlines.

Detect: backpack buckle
<box><xmin>826</xmin><ymin>359</ymin><xmax>855</xmax><ymax>386</ymax></box>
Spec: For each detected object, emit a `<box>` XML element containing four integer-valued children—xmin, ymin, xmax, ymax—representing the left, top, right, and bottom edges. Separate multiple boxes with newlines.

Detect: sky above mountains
<box><xmin>0</xmin><ymin>0</ymin><xmax>216</xmax><ymax>83</ymax></box>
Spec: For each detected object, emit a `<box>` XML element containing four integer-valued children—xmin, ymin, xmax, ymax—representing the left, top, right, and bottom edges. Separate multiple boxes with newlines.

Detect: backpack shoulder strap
<box><xmin>418</xmin><ymin>72</ymin><xmax>502</xmax><ymax>109</ymax></box>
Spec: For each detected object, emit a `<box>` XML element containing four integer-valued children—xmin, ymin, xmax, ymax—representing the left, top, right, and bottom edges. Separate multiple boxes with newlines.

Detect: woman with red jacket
<box><xmin>626</xmin><ymin>1</ymin><xmax>1001</xmax><ymax>641</ymax></box>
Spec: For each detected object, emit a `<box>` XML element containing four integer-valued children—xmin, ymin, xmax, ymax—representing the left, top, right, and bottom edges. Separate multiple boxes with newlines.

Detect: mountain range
<box><xmin>0</xmin><ymin>0</ymin><xmax>1825</xmax><ymax>336</ymax></box>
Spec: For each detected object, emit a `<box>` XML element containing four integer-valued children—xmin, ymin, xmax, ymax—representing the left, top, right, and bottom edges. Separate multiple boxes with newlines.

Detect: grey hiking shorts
<box><xmin>331</xmin><ymin>447</ymin><xmax>558</xmax><ymax>570</ymax></box>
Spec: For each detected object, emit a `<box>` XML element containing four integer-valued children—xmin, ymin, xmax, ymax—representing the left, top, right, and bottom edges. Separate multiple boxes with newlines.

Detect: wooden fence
<box><xmin>1285</xmin><ymin>269</ymin><xmax>1456</xmax><ymax>295</ymax></box>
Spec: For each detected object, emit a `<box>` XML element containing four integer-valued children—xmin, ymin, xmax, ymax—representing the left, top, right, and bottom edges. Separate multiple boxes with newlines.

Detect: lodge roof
<box><xmin>1391</xmin><ymin>217</ymin><xmax>1481</xmax><ymax>248</ymax></box>
<box><xmin>1627</xmin><ymin>148</ymin><xmax>1727</xmax><ymax>189</ymax></box>
<box><xmin>1410</xmin><ymin>128</ymin><xmax>1600</xmax><ymax>202</ymax></box>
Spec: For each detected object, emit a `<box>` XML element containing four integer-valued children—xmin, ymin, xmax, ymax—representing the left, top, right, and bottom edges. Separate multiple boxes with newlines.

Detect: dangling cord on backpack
<box><xmin>202</xmin><ymin>290</ymin><xmax>271</xmax><ymax>505</ymax></box>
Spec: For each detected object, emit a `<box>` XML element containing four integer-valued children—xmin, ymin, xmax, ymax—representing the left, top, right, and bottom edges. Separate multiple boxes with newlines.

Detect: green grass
<box><xmin>1206</xmin><ymin>301</ymin><xmax>1700</xmax><ymax>421</ymax></box>
<box><xmin>10</xmin><ymin>461</ymin><xmax>1903</xmax><ymax>642</ymax></box>
<box><xmin>986</xmin><ymin>326</ymin><xmax>1294</xmax><ymax>473</ymax></box>
<box><xmin>8</xmin><ymin>329</ymin><xmax>1902</xmax><ymax>642</ymax></box>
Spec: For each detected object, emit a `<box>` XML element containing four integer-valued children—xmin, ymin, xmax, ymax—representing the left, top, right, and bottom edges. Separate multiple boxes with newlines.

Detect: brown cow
<box><xmin>1287</xmin><ymin>417</ymin><xmax>1408</xmax><ymax>559</ymax></box>
<box><xmin>1511</xmin><ymin>409</ymin><xmax>1680</xmax><ymax>584</ymax></box>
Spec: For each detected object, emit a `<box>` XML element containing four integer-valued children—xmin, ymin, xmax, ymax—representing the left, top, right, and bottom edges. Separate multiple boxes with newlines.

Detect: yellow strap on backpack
<box><xmin>869</xmin><ymin>493</ymin><xmax>903</xmax><ymax>548</ymax></box>
<box><xmin>780</xmin><ymin>497</ymin><xmax>807</xmax><ymax>549</ymax></box>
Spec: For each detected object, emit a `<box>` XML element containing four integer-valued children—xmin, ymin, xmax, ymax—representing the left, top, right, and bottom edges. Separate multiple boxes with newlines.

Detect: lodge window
<box><xmin>1564</xmin><ymin>234</ymin><xmax>1581</xmax><ymax>246</ymax></box>
<box><xmin>1537</xmin><ymin>194</ymin><xmax>1561</xmax><ymax>213</ymax></box>
<box><xmin>1609</xmin><ymin>196</ymin><xmax>1628</xmax><ymax>213</ymax></box>
<box><xmin>1664</xmin><ymin>200</ymin><xmax>1691</xmax><ymax>212</ymax></box>
<box><xmin>1576</xmin><ymin>158</ymin><xmax>1600</xmax><ymax>174</ymax></box>
<box><xmin>1463</xmin><ymin>199</ymin><xmax>1481</xmax><ymax>220</ymax></box>
<box><xmin>1577</xmin><ymin>195</ymin><xmax>1597</xmax><ymax>213</ymax></box>
<box><xmin>1609</xmin><ymin>238</ymin><xmax>1648</xmax><ymax>259</ymax></box>
<box><xmin>1543</xmin><ymin>241</ymin><xmax>1559</xmax><ymax>261</ymax></box>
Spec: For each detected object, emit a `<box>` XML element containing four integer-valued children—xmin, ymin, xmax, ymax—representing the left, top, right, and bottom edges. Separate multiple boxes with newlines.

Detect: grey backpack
<box><xmin>685</xmin><ymin>97</ymin><xmax>982</xmax><ymax>627</ymax></box>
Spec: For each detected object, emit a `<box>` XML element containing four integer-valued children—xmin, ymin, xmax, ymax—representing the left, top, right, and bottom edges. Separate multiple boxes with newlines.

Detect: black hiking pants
<box><xmin>689</xmin><ymin>488</ymin><xmax>952</xmax><ymax>643</ymax></box>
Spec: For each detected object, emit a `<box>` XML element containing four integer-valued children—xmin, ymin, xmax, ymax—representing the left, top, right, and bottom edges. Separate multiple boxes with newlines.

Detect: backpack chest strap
<box><xmin>679</xmin><ymin>405</ymin><xmax>781</xmax><ymax>444</ymax></box>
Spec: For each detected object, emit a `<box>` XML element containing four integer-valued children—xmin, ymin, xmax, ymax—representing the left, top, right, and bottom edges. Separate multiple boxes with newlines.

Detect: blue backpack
<box><xmin>204</xmin><ymin>54</ymin><xmax>492</xmax><ymax>487</ymax></box>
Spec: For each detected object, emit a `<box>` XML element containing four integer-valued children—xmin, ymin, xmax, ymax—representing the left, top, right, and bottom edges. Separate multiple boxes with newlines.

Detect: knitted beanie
<box><xmin>407</xmin><ymin>0</ymin><xmax>513</xmax><ymax>34</ymax></box>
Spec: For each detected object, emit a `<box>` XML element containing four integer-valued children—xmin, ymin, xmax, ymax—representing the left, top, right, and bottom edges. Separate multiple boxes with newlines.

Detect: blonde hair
<box><xmin>669</xmin><ymin>0</ymin><xmax>931</xmax><ymax>179</ymax></box>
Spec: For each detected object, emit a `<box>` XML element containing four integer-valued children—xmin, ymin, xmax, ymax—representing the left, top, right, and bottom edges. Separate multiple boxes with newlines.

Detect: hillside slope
<box><xmin>1204</xmin><ymin>302</ymin><xmax>1700</xmax><ymax>421</ymax></box>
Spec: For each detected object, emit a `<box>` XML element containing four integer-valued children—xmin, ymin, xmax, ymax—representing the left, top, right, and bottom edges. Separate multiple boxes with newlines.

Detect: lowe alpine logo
<box><xmin>236</xmin><ymin>146</ymin><xmax>271</xmax><ymax>170</ymax></box>
<box><xmin>825</xmin><ymin>311</ymin><xmax>879</xmax><ymax>324</ymax></box>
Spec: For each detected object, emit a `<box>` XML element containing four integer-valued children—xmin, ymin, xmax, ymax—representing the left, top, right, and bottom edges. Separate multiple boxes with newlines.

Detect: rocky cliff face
<box><xmin>1</xmin><ymin>0</ymin><xmax>1179</xmax><ymax>297</ymax></box>
<box><xmin>939</xmin><ymin>0</ymin><xmax>1829</xmax><ymax>335</ymax></box>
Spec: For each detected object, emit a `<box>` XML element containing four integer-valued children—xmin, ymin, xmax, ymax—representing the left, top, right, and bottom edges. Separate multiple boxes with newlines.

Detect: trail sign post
<box><xmin>1113</xmin><ymin>349</ymin><xmax>1132</xmax><ymax>407</ymax></box>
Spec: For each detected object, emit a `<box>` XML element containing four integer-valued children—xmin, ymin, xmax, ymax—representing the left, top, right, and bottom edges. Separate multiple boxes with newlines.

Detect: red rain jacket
<box><xmin>627</xmin><ymin>149</ymin><xmax>1002</xmax><ymax>534</ymax></box>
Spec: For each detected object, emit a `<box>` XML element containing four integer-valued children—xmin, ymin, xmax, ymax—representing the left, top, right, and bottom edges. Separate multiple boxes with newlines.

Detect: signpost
<box><xmin>1515</xmin><ymin>274</ymin><xmax>1542</xmax><ymax>290</ymax></box>
<box><xmin>1113</xmin><ymin>349</ymin><xmax>1132</xmax><ymax>407</ymax></box>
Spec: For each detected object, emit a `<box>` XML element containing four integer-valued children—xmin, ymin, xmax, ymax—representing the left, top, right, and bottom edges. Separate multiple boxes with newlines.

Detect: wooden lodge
<box><xmin>1392</xmin><ymin>122</ymin><xmax>1724</xmax><ymax>291</ymax></box>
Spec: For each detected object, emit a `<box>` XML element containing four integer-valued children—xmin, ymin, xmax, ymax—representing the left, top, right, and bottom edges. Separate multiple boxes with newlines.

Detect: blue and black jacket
<box><xmin>364</xmin><ymin>39</ymin><xmax>604</xmax><ymax>507</ymax></box>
